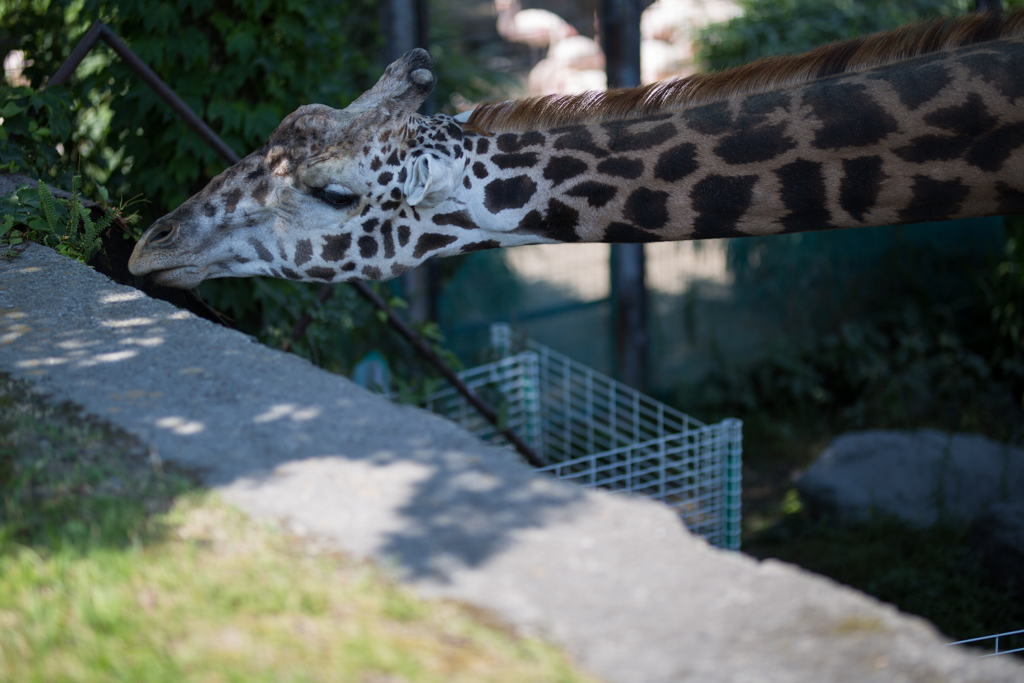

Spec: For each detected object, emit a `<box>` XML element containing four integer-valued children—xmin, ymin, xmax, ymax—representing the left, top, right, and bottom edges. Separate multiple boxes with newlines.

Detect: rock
<box><xmin>796</xmin><ymin>430</ymin><xmax>1024</xmax><ymax>527</ymax></box>
<box><xmin>971</xmin><ymin>501</ymin><xmax>1024</xmax><ymax>595</ymax></box>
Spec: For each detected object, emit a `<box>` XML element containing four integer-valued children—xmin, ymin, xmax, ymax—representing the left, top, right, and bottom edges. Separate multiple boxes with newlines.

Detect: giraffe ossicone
<box><xmin>129</xmin><ymin>11</ymin><xmax>1024</xmax><ymax>288</ymax></box>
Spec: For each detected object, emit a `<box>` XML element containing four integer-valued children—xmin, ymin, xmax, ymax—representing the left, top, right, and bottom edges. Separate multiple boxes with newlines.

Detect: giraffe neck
<box><xmin>127</xmin><ymin>22</ymin><xmax>1024</xmax><ymax>289</ymax></box>
<box><xmin>450</xmin><ymin>35</ymin><xmax>1024</xmax><ymax>246</ymax></box>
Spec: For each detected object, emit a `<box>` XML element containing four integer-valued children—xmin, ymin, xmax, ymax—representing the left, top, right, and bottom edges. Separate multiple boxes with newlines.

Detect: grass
<box><xmin>0</xmin><ymin>374</ymin><xmax>598</xmax><ymax>683</ymax></box>
<box><xmin>724</xmin><ymin>353</ymin><xmax>1024</xmax><ymax>657</ymax></box>
<box><xmin>743</xmin><ymin>493</ymin><xmax>1024</xmax><ymax>656</ymax></box>
<box><xmin>718</xmin><ymin>338</ymin><xmax>1024</xmax><ymax>658</ymax></box>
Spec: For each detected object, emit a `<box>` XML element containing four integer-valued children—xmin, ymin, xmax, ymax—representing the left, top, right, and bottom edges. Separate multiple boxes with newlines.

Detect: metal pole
<box><xmin>351</xmin><ymin>283</ymin><xmax>544</xmax><ymax>468</ymax></box>
<box><xmin>47</xmin><ymin>21</ymin><xmax>104</xmax><ymax>86</ymax></box>
<box><xmin>974</xmin><ymin>0</ymin><xmax>1002</xmax><ymax>14</ymax></box>
<box><xmin>417</xmin><ymin>0</ymin><xmax>442</xmax><ymax>322</ymax></box>
<box><xmin>610</xmin><ymin>243</ymin><xmax>648</xmax><ymax>389</ymax></box>
<box><xmin>383</xmin><ymin>0</ymin><xmax>437</xmax><ymax>322</ymax></box>
<box><xmin>601</xmin><ymin>0</ymin><xmax>642</xmax><ymax>90</ymax></box>
<box><xmin>48</xmin><ymin>22</ymin><xmax>241</xmax><ymax>166</ymax></box>
<box><xmin>601</xmin><ymin>0</ymin><xmax>648</xmax><ymax>390</ymax></box>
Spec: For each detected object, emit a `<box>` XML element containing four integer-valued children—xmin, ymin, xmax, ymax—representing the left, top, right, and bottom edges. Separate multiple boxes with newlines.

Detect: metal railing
<box><xmin>949</xmin><ymin>628</ymin><xmax>1024</xmax><ymax>658</ymax></box>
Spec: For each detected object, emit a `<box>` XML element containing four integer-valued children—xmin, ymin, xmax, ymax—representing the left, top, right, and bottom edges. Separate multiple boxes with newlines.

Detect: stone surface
<box><xmin>971</xmin><ymin>501</ymin><xmax>1024</xmax><ymax>595</ymax></box>
<box><xmin>797</xmin><ymin>430</ymin><xmax>1024</xmax><ymax>528</ymax></box>
<box><xmin>2</xmin><ymin>243</ymin><xmax>1022</xmax><ymax>683</ymax></box>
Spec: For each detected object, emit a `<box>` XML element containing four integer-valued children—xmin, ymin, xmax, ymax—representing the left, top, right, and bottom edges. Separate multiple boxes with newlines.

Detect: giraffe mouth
<box><xmin>129</xmin><ymin>237</ymin><xmax>214</xmax><ymax>289</ymax></box>
<box><xmin>141</xmin><ymin>265</ymin><xmax>207</xmax><ymax>290</ymax></box>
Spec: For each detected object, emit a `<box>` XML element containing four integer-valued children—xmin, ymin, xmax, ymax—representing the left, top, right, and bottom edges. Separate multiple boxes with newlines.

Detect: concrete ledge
<box><xmin>2</xmin><ymin>243</ymin><xmax>1020</xmax><ymax>683</ymax></box>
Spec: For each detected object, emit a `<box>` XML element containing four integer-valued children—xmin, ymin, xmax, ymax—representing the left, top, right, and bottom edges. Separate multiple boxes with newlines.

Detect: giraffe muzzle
<box><xmin>129</xmin><ymin>219</ymin><xmax>187</xmax><ymax>281</ymax></box>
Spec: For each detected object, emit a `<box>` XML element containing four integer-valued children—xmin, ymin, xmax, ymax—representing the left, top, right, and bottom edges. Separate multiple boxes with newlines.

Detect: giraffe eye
<box><xmin>314</xmin><ymin>186</ymin><xmax>358</xmax><ymax>209</ymax></box>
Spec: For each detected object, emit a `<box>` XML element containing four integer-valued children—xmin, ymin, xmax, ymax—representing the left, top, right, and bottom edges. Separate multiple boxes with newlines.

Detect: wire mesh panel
<box><xmin>423</xmin><ymin>351</ymin><xmax>543</xmax><ymax>452</ymax></box>
<box><xmin>423</xmin><ymin>324</ymin><xmax>742</xmax><ymax>550</ymax></box>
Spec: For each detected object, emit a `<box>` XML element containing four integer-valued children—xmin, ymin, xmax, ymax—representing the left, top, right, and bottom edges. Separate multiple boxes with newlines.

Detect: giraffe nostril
<box><xmin>147</xmin><ymin>220</ymin><xmax>179</xmax><ymax>246</ymax></box>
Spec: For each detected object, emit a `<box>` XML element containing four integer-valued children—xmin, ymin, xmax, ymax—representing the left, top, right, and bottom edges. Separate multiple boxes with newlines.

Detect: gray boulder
<box><xmin>796</xmin><ymin>430</ymin><xmax>1024</xmax><ymax>527</ymax></box>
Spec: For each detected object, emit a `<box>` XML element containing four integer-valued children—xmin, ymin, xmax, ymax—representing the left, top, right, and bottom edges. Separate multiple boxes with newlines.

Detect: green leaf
<box><xmin>27</xmin><ymin>217</ymin><xmax>50</xmax><ymax>233</ymax></box>
<box><xmin>0</xmin><ymin>102</ymin><xmax>26</xmax><ymax>118</ymax></box>
<box><xmin>226</xmin><ymin>27</ymin><xmax>258</xmax><ymax>62</ymax></box>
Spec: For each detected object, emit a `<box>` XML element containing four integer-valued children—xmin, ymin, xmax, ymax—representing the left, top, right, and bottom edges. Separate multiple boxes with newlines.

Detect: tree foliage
<box><xmin>699</xmin><ymin>0</ymin><xmax>974</xmax><ymax>70</ymax></box>
<box><xmin>1</xmin><ymin>0</ymin><xmax>471</xmax><ymax>398</ymax></box>
<box><xmin>2</xmin><ymin>0</ymin><xmax>380</xmax><ymax>217</ymax></box>
<box><xmin>0</xmin><ymin>85</ymin><xmax>73</xmax><ymax>182</ymax></box>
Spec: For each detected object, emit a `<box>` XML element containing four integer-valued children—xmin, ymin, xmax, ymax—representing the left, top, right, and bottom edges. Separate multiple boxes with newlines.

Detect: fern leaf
<box><xmin>79</xmin><ymin>202</ymin><xmax>96</xmax><ymax>236</ymax></box>
<box><xmin>94</xmin><ymin>207</ymin><xmax>117</xmax><ymax>234</ymax></box>
<box><xmin>81</xmin><ymin>206</ymin><xmax>105</xmax><ymax>263</ymax></box>
<box><xmin>37</xmin><ymin>180</ymin><xmax>59</xmax><ymax>232</ymax></box>
<box><xmin>66</xmin><ymin>178</ymin><xmax>82</xmax><ymax>239</ymax></box>
<box><xmin>81</xmin><ymin>235</ymin><xmax>102</xmax><ymax>263</ymax></box>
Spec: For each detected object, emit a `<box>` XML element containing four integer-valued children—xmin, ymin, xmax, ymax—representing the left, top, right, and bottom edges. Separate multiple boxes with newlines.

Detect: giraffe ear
<box><xmin>404</xmin><ymin>153</ymin><xmax>459</xmax><ymax>207</ymax></box>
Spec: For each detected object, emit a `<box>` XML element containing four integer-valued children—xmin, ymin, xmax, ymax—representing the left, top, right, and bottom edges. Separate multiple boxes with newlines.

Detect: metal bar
<box><xmin>980</xmin><ymin>645</ymin><xmax>1024</xmax><ymax>657</ymax></box>
<box><xmin>950</xmin><ymin>628</ymin><xmax>1024</xmax><ymax>645</ymax></box>
<box><xmin>601</xmin><ymin>0</ymin><xmax>648</xmax><ymax>390</ymax></box>
<box><xmin>974</xmin><ymin>0</ymin><xmax>1002</xmax><ymax>15</ymax></box>
<box><xmin>98</xmin><ymin>25</ymin><xmax>242</xmax><ymax>165</ymax></box>
<box><xmin>351</xmin><ymin>281</ymin><xmax>544</xmax><ymax>468</ymax></box>
<box><xmin>48</xmin><ymin>21</ymin><xmax>104</xmax><ymax>86</ymax></box>
<box><xmin>600</xmin><ymin>0</ymin><xmax>641</xmax><ymax>89</ymax></box>
<box><xmin>47</xmin><ymin>22</ymin><xmax>242</xmax><ymax>167</ymax></box>
<box><xmin>45</xmin><ymin>21</ymin><xmax>542</xmax><ymax>469</ymax></box>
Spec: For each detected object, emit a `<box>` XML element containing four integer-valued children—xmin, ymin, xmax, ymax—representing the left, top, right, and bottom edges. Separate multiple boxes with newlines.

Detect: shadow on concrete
<box><xmin>369</xmin><ymin>446</ymin><xmax>583</xmax><ymax>581</ymax></box>
<box><xmin>0</xmin><ymin>244</ymin><xmax>587</xmax><ymax>581</ymax></box>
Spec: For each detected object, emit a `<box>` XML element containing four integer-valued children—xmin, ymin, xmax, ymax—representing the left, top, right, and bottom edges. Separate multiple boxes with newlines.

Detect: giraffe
<box><xmin>128</xmin><ymin>10</ymin><xmax>1024</xmax><ymax>290</ymax></box>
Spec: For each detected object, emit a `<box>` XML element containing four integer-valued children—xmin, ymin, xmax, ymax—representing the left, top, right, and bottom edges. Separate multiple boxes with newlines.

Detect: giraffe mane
<box><xmin>465</xmin><ymin>9</ymin><xmax>1024</xmax><ymax>133</ymax></box>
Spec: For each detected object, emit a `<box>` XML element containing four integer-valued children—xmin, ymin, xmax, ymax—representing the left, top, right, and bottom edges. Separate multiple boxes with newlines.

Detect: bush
<box><xmin>982</xmin><ymin>218</ymin><xmax>1024</xmax><ymax>397</ymax></box>
<box><xmin>0</xmin><ymin>85</ymin><xmax>73</xmax><ymax>182</ymax></box>
<box><xmin>37</xmin><ymin>0</ymin><xmax>378</xmax><ymax>217</ymax></box>
<box><xmin>1</xmin><ymin>1</ymin><xmax>474</xmax><ymax>399</ymax></box>
<box><xmin>1</xmin><ymin>177</ymin><xmax>115</xmax><ymax>262</ymax></box>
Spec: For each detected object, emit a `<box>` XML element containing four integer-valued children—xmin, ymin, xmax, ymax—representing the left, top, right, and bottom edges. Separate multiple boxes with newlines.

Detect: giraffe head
<box><xmin>128</xmin><ymin>49</ymin><xmax>495</xmax><ymax>288</ymax></box>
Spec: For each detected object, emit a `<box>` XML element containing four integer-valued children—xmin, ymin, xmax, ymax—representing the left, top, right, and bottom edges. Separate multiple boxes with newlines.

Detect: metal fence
<box><xmin>423</xmin><ymin>323</ymin><xmax>743</xmax><ymax>550</ymax></box>
<box><xmin>948</xmin><ymin>629</ymin><xmax>1024</xmax><ymax>658</ymax></box>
